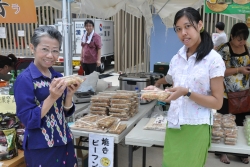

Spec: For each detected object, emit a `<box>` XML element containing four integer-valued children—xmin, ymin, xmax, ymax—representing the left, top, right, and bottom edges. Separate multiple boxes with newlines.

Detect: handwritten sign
<box><xmin>0</xmin><ymin>27</ymin><xmax>6</xmax><ymax>38</ymax></box>
<box><xmin>0</xmin><ymin>0</ymin><xmax>37</xmax><ymax>23</ymax></box>
<box><xmin>0</xmin><ymin>95</ymin><xmax>16</xmax><ymax>114</ymax></box>
<box><xmin>89</xmin><ymin>134</ymin><xmax>114</xmax><ymax>167</ymax></box>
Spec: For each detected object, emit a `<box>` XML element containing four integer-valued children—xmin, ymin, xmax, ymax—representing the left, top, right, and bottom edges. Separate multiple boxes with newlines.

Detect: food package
<box><xmin>112</xmin><ymin>93</ymin><xmax>134</xmax><ymax>99</ymax></box>
<box><xmin>212</xmin><ymin>139</ymin><xmax>221</xmax><ymax>144</ymax></box>
<box><xmin>96</xmin><ymin>116</ymin><xmax>119</xmax><ymax>128</ymax></box>
<box><xmin>144</xmin><ymin>117</ymin><xmax>167</xmax><ymax>131</ymax></box>
<box><xmin>109</xmin><ymin>112</ymin><xmax>130</xmax><ymax>118</ymax></box>
<box><xmin>212</xmin><ymin>127</ymin><xmax>224</xmax><ymax>137</ymax></box>
<box><xmin>61</xmin><ymin>75</ymin><xmax>85</xmax><ymax>86</ymax></box>
<box><xmin>90</xmin><ymin>106</ymin><xmax>107</xmax><ymax>111</ymax></box>
<box><xmin>110</xmin><ymin>103</ymin><xmax>131</xmax><ymax>109</ymax></box>
<box><xmin>111</xmin><ymin>99</ymin><xmax>132</xmax><ymax>104</ymax></box>
<box><xmin>91</xmin><ymin>96</ymin><xmax>110</xmax><ymax>103</ymax></box>
<box><xmin>109</xmin><ymin>108</ymin><xmax>129</xmax><ymax>113</ymax></box>
<box><xmin>243</xmin><ymin>116</ymin><xmax>250</xmax><ymax>145</ymax></box>
<box><xmin>214</xmin><ymin>113</ymin><xmax>222</xmax><ymax>120</ymax></box>
<box><xmin>108</xmin><ymin>122</ymin><xmax>127</xmax><ymax>134</ymax></box>
<box><xmin>0</xmin><ymin>128</ymin><xmax>18</xmax><ymax>160</ymax></box>
<box><xmin>119</xmin><ymin>116</ymin><xmax>131</xmax><ymax>121</ymax></box>
<box><xmin>224</xmin><ymin>127</ymin><xmax>238</xmax><ymax>138</ymax></box>
<box><xmin>141</xmin><ymin>90</ymin><xmax>171</xmax><ymax>101</ymax></box>
<box><xmin>91</xmin><ymin>102</ymin><xmax>109</xmax><ymax>107</ymax></box>
<box><xmin>90</xmin><ymin>111</ymin><xmax>107</xmax><ymax>116</ymax></box>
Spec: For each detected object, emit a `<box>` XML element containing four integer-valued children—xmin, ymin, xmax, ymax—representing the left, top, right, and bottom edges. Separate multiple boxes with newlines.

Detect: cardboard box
<box><xmin>0</xmin><ymin>150</ymin><xmax>25</xmax><ymax>167</ymax></box>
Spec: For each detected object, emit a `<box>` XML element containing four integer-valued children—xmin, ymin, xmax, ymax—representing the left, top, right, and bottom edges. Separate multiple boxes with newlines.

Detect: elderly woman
<box><xmin>14</xmin><ymin>26</ymin><xmax>80</xmax><ymax>167</ymax></box>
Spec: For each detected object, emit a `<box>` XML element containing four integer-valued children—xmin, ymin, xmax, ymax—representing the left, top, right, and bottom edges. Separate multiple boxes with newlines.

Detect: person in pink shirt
<box><xmin>80</xmin><ymin>20</ymin><xmax>101</xmax><ymax>75</ymax></box>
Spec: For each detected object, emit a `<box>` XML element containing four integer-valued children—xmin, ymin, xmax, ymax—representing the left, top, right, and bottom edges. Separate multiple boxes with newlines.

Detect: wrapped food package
<box><xmin>144</xmin><ymin>117</ymin><xmax>167</xmax><ymax>131</ymax></box>
<box><xmin>90</xmin><ymin>106</ymin><xmax>107</xmax><ymax>111</ymax></box>
<box><xmin>108</xmin><ymin>122</ymin><xmax>127</xmax><ymax>134</ymax></box>
<box><xmin>141</xmin><ymin>91</ymin><xmax>171</xmax><ymax>101</ymax></box>
<box><xmin>90</xmin><ymin>111</ymin><xmax>107</xmax><ymax>116</ymax></box>
<box><xmin>111</xmin><ymin>99</ymin><xmax>132</xmax><ymax>104</ymax></box>
<box><xmin>109</xmin><ymin>108</ymin><xmax>129</xmax><ymax>113</ymax></box>
<box><xmin>112</xmin><ymin>93</ymin><xmax>134</xmax><ymax>99</ymax></box>
<box><xmin>62</xmin><ymin>75</ymin><xmax>85</xmax><ymax>86</ymax></box>
<box><xmin>91</xmin><ymin>102</ymin><xmax>109</xmax><ymax>107</ymax></box>
<box><xmin>212</xmin><ymin>127</ymin><xmax>224</xmax><ymax>137</ymax></box>
<box><xmin>110</xmin><ymin>103</ymin><xmax>131</xmax><ymax>109</ymax></box>
<box><xmin>91</xmin><ymin>96</ymin><xmax>110</xmax><ymax>103</ymax></box>
<box><xmin>243</xmin><ymin>116</ymin><xmax>250</xmax><ymax>145</ymax></box>
<box><xmin>109</xmin><ymin>112</ymin><xmax>130</xmax><ymax>118</ymax></box>
<box><xmin>96</xmin><ymin>116</ymin><xmax>119</xmax><ymax>128</ymax></box>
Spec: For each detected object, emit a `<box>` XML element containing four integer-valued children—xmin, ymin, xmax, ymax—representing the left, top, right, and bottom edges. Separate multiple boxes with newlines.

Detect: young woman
<box><xmin>217</xmin><ymin>22</ymin><xmax>250</xmax><ymax>164</ymax></box>
<box><xmin>14</xmin><ymin>26</ymin><xmax>81</xmax><ymax>167</ymax></box>
<box><xmin>146</xmin><ymin>7</ymin><xmax>225</xmax><ymax>167</ymax></box>
<box><xmin>0</xmin><ymin>54</ymin><xmax>17</xmax><ymax>80</ymax></box>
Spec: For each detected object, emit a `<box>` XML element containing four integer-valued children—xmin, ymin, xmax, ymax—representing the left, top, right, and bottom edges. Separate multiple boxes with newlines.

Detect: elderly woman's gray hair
<box><xmin>31</xmin><ymin>26</ymin><xmax>62</xmax><ymax>50</ymax></box>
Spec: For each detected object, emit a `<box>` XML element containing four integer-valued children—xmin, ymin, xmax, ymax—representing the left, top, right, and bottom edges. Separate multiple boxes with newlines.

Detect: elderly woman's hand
<box><xmin>66</xmin><ymin>80</ymin><xmax>82</xmax><ymax>97</ymax></box>
<box><xmin>49</xmin><ymin>78</ymin><xmax>67</xmax><ymax>100</ymax></box>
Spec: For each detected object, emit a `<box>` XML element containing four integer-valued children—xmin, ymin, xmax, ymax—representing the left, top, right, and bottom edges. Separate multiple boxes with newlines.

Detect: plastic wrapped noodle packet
<box><xmin>61</xmin><ymin>75</ymin><xmax>85</xmax><ymax>86</ymax></box>
<box><xmin>108</xmin><ymin>122</ymin><xmax>127</xmax><ymax>134</ymax></box>
<box><xmin>144</xmin><ymin>114</ymin><xmax>167</xmax><ymax>131</ymax></box>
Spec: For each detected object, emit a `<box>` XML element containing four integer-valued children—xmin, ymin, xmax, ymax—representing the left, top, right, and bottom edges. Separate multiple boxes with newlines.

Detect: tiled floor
<box><xmin>102</xmin><ymin>73</ymin><xmax>249</xmax><ymax>167</ymax></box>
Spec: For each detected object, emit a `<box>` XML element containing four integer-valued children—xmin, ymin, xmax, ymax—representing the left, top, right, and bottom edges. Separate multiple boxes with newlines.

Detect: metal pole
<box><xmin>67</xmin><ymin>0</ymin><xmax>73</xmax><ymax>75</ymax></box>
<box><xmin>62</xmin><ymin>0</ymin><xmax>72</xmax><ymax>76</ymax></box>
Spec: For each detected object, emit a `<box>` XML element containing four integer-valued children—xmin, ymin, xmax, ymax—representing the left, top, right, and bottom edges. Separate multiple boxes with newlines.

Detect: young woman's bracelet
<box><xmin>63</xmin><ymin>103</ymin><xmax>73</xmax><ymax>109</ymax></box>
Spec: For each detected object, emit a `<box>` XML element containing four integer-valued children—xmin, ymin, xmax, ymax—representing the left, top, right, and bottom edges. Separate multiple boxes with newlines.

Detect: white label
<box><xmin>0</xmin><ymin>27</ymin><xmax>6</xmax><ymax>38</ymax></box>
<box><xmin>89</xmin><ymin>134</ymin><xmax>114</xmax><ymax>167</ymax></box>
<box><xmin>17</xmin><ymin>30</ymin><xmax>25</xmax><ymax>37</ymax></box>
<box><xmin>0</xmin><ymin>145</ymin><xmax>7</xmax><ymax>152</ymax></box>
<box><xmin>154</xmin><ymin>115</ymin><xmax>167</xmax><ymax>124</ymax></box>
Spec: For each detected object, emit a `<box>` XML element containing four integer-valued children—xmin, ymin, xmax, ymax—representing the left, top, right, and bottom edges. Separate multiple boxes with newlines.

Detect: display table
<box><xmin>125</xmin><ymin>118</ymin><xmax>250</xmax><ymax>167</ymax></box>
<box><xmin>0</xmin><ymin>150</ymin><xmax>25</xmax><ymax>167</ymax></box>
<box><xmin>70</xmin><ymin>101</ymin><xmax>157</xmax><ymax>167</ymax></box>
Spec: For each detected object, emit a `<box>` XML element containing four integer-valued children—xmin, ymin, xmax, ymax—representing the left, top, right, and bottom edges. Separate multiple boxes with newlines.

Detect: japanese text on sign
<box><xmin>0</xmin><ymin>95</ymin><xmax>16</xmax><ymax>114</ymax></box>
<box><xmin>89</xmin><ymin>134</ymin><xmax>114</xmax><ymax>167</ymax></box>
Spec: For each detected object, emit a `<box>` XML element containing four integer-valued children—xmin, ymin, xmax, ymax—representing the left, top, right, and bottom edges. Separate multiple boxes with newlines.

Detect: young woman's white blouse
<box><xmin>166</xmin><ymin>45</ymin><xmax>225</xmax><ymax>125</ymax></box>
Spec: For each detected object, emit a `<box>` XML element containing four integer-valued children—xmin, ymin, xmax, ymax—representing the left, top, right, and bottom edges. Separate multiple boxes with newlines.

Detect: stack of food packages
<box><xmin>212</xmin><ymin>113</ymin><xmax>238</xmax><ymax>145</ymax></box>
<box><xmin>89</xmin><ymin>95</ymin><xmax>110</xmax><ymax>116</ymax></box>
<box><xmin>89</xmin><ymin>90</ymin><xmax>139</xmax><ymax>121</ymax></box>
<box><xmin>243</xmin><ymin>116</ymin><xmax>250</xmax><ymax>146</ymax></box>
<box><xmin>212</xmin><ymin>113</ymin><xmax>224</xmax><ymax>143</ymax></box>
<box><xmin>74</xmin><ymin>114</ymin><xmax>127</xmax><ymax>134</ymax></box>
<box><xmin>110</xmin><ymin>90</ymin><xmax>139</xmax><ymax>121</ymax></box>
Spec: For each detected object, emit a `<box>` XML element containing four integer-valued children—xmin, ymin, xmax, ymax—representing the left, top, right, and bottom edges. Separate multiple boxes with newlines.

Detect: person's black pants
<box><xmin>81</xmin><ymin>63</ymin><xmax>97</xmax><ymax>75</ymax></box>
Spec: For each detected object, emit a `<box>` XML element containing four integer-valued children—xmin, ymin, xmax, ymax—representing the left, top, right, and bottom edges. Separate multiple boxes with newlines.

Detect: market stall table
<box><xmin>70</xmin><ymin>101</ymin><xmax>157</xmax><ymax>167</ymax></box>
<box><xmin>125</xmin><ymin>118</ymin><xmax>250</xmax><ymax>167</ymax></box>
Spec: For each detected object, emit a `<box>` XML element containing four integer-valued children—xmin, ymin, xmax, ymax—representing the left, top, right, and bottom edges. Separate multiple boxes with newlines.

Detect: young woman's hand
<box><xmin>49</xmin><ymin>78</ymin><xmax>67</xmax><ymax>100</ymax></box>
<box><xmin>164</xmin><ymin>86</ymin><xmax>188</xmax><ymax>102</ymax></box>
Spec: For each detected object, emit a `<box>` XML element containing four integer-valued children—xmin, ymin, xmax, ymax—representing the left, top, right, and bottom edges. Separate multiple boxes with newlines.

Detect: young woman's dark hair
<box><xmin>173</xmin><ymin>7</ymin><xmax>213</xmax><ymax>62</ymax></box>
<box><xmin>229</xmin><ymin>22</ymin><xmax>249</xmax><ymax>41</ymax></box>
<box><xmin>84</xmin><ymin>20</ymin><xmax>94</xmax><ymax>27</ymax></box>
<box><xmin>0</xmin><ymin>54</ymin><xmax>17</xmax><ymax>68</ymax></box>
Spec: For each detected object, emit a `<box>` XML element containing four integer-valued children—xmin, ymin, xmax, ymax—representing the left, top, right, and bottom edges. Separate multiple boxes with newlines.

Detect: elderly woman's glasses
<box><xmin>40</xmin><ymin>48</ymin><xmax>60</xmax><ymax>56</ymax></box>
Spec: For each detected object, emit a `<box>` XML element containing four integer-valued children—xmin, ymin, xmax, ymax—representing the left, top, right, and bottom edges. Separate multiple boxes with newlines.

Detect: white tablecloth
<box><xmin>125</xmin><ymin>118</ymin><xmax>250</xmax><ymax>155</ymax></box>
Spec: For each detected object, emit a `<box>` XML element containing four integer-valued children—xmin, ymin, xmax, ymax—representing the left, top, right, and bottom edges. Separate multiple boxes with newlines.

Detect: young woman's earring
<box><xmin>200</xmin><ymin>27</ymin><xmax>204</xmax><ymax>33</ymax></box>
